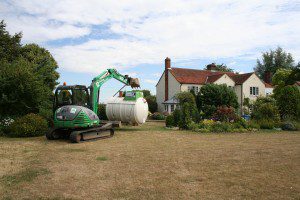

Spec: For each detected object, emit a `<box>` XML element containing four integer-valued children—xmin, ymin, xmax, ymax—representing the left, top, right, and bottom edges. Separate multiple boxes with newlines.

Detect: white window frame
<box><xmin>170</xmin><ymin>104</ymin><xmax>175</xmax><ymax>112</ymax></box>
<box><xmin>188</xmin><ymin>85</ymin><xmax>199</xmax><ymax>94</ymax></box>
<box><xmin>250</xmin><ymin>86</ymin><xmax>259</xmax><ymax>96</ymax></box>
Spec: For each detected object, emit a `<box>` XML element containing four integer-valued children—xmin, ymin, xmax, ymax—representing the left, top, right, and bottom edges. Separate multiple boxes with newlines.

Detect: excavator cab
<box><xmin>54</xmin><ymin>85</ymin><xmax>91</xmax><ymax>113</ymax></box>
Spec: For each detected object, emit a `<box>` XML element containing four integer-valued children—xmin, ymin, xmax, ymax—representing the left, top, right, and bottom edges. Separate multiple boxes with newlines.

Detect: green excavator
<box><xmin>46</xmin><ymin>68</ymin><xmax>140</xmax><ymax>143</ymax></box>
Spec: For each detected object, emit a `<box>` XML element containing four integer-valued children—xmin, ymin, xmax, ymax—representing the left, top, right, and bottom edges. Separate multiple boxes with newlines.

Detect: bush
<box><xmin>212</xmin><ymin>106</ymin><xmax>238</xmax><ymax>122</ymax></box>
<box><xmin>166</xmin><ymin>115</ymin><xmax>175</xmax><ymax>127</ymax></box>
<box><xmin>234</xmin><ymin>117</ymin><xmax>248</xmax><ymax>129</ymax></box>
<box><xmin>151</xmin><ymin>112</ymin><xmax>165</xmax><ymax>120</ymax></box>
<box><xmin>251</xmin><ymin>97</ymin><xmax>280</xmax><ymax>125</ymax></box>
<box><xmin>0</xmin><ymin>117</ymin><xmax>15</xmax><ymax>135</ymax></box>
<box><xmin>97</xmin><ymin>104</ymin><xmax>108</xmax><ymax>120</ymax></box>
<box><xmin>248</xmin><ymin>120</ymin><xmax>260</xmax><ymax>130</ymax></box>
<box><xmin>176</xmin><ymin>91</ymin><xmax>196</xmax><ymax>106</ymax></box>
<box><xmin>281</xmin><ymin>121</ymin><xmax>297</xmax><ymax>131</ymax></box>
<box><xmin>178</xmin><ymin>102</ymin><xmax>199</xmax><ymax>129</ymax></box>
<box><xmin>209</xmin><ymin>122</ymin><xmax>232</xmax><ymax>132</ymax></box>
<box><xmin>172</xmin><ymin>109</ymin><xmax>181</xmax><ymax>127</ymax></box>
<box><xmin>7</xmin><ymin>113</ymin><xmax>48</xmax><ymax>137</ymax></box>
<box><xmin>274</xmin><ymin>85</ymin><xmax>300</xmax><ymax>119</ymax></box>
<box><xmin>258</xmin><ymin>119</ymin><xmax>275</xmax><ymax>129</ymax></box>
<box><xmin>197</xmin><ymin>84</ymin><xmax>238</xmax><ymax>118</ymax></box>
<box><xmin>145</xmin><ymin>95</ymin><xmax>158</xmax><ymax>113</ymax></box>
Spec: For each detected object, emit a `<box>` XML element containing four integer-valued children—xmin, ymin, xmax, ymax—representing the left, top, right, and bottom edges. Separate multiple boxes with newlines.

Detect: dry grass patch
<box><xmin>1</xmin><ymin>168</ymin><xmax>50</xmax><ymax>186</ymax></box>
<box><xmin>0</xmin><ymin>121</ymin><xmax>299</xmax><ymax>200</ymax></box>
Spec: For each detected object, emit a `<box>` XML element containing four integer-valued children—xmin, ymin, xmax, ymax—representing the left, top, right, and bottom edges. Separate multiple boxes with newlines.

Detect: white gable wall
<box><xmin>242</xmin><ymin>74</ymin><xmax>266</xmax><ymax>101</ymax></box>
<box><xmin>156</xmin><ymin>71</ymin><xmax>165</xmax><ymax>112</ymax></box>
<box><xmin>156</xmin><ymin>70</ymin><xmax>181</xmax><ymax>113</ymax></box>
<box><xmin>214</xmin><ymin>74</ymin><xmax>235</xmax><ymax>87</ymax></box>
<box><xmin>168</xmin><ymin>70</ymin><xmax>181</xmax><ymax>103</ymax></box>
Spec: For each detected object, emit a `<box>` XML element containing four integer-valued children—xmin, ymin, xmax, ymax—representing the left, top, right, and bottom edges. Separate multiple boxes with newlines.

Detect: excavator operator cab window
<box><xmin>57</xmin><ymin>89</ymin><xmax>73</xmax><ymax>106</ymax></box>
<box><xmin>73</xmin><ymin>88</ymin><xmax>89</xmax><ymax>107</ymax></box>
<box><xmin>54</xmin><ymin>86</ymin><xmax>91</xmax><ymax>111</ymax></box>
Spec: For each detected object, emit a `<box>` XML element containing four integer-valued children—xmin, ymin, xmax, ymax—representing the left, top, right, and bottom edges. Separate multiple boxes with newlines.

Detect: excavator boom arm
<box><xmin>90</xmin><ymin>68</ymin><xmax>139</xmax><ymax>113</ymax></box>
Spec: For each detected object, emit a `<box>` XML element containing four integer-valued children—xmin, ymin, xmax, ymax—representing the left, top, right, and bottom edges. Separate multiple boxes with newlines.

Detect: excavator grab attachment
<box><xmin>129</xmin><ymin>78</ymin><xmax>140</xmax><ymax>88</ymax></box>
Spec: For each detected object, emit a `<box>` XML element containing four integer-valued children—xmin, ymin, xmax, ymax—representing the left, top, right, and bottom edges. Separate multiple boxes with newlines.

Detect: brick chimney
<box><xmin>207</xmin><ymin>63</ymin><xmax>217</xmax><ymax>71</ymax></box>
<box><xmin>264</xmin><ymin>71</ymin><xmax>272</xmax><ymax>84</ymax></box>
<box><xmin>165</xmin><ymin>57</ymin><xmax>171</xmax><ymax>101</ymax></box>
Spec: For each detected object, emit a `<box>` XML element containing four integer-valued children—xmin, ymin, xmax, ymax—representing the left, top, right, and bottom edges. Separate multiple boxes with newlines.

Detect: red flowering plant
<box><xmin>212</xmin><ymin>106</ymin><xmax>238</xmax><ymax>122</ymax></box>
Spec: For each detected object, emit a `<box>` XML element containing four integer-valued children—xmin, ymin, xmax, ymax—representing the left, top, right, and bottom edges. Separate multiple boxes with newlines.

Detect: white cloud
<box><xmin>1</xmin><ymin>0</ymin><xmax>299</xmax><ymax>72</ymax></box>
<box><xmin>145</xmin><ymin>79</ymin><xmax>157</xmax><ymax>84</ymax></box>
<box><xmin>153</xmin><ymin>73</ymin><xmax>161</xmax><ymax>78</ymax></box>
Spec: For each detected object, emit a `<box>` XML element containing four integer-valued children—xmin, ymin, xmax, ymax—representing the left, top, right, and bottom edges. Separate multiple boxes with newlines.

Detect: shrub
<box><xmin>151</xmin><ymin>112</ymin><xmax>165</xmax><ymax>120</ymax></box>
<box><xmin>274</xmin><ymin>85</ymin><xmax>300</xmax><ymax>119</ymax></box>
<box><xmin>178</xmin><ymin>102</ymin><xmax>199</xmax><ymax>129</ymax></box>
<box><xmin>234</xmin><ymin>117</ymin><xmax>248</xmax><ymax>129</ymax></box>
<box><xmin>7</xmin><ymin>113</ymin><xmax>48</xmax><ymax>137</ymax></box>
<box><xmin>248</xmin><ymin>120</ymin><xmax>260</xmax><ymax>130</ymax></box>
<box><xmin>209</xmin><ymin>122</ymin><xmax>232</xmax><ymax>132</ymax></box>
<box><xmin>145</xmin><ymin>95</ymin><xmax>158</xmax><ymax>113</ymax></box>
<box><xmin>197</xmin><ymin>84</ymin><xmax>238</xmax><ymax>118</ymax></box>
<box><xmin>212</xmin><ymin>106</ymin><xmax>238</xmax><ymax>122</ymax></box>
<box><xmin>258</xmin><ymin>119</ymin><xmax>274</xmax><ymax>129</ymax></box>
<box><xmin>281</xmin><ymin>121</ymin><xmax>297</xmax><ymax>131</ymax></box>
<box><xmin>165</xmin><ymin>115</ymin><xmax>175</xmax><ymax>127</ymax></box>
<box><xmin>251</xmin><ymin>97</ymin><xmax>280</xmax><ymax>123</ymax></box>
<box><xmin>0</xmin><ymin>117</ymin><xmax>15</xmax><ymax>135</ymax></box>
<box><xmin>172</xmin><ymin>109</ymin><xmax>181</xmax><ymax>127</ymax></box>
<box><xmin>97</xmin><ymin>104</ymin><xmax>108</xmax><ymax>120</ymax></box>
<box><xmin>176</xmin><ymin>91</ymin><xmax>196</xmax><ymax>106</ymax></box>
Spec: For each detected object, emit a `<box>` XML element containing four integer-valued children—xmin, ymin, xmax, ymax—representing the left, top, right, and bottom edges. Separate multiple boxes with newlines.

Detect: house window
<box><xmin>188</xmin><ymin>86</ymin><xmax>199</xmax><ymax>94</ymax></box>
<box><xmin>164</xmin><ymin>105</ymin><xmax>168</xmax><ymax>111</ymax></box>
<box><xmin>250</xmin><ymin>87</ymin><xmax>259</xmax><ymax>96</ymax></box>
<box><xmin>171</xmin><ymin>104</ymin><xmax>175</xmax><ymax>112</ymax></box>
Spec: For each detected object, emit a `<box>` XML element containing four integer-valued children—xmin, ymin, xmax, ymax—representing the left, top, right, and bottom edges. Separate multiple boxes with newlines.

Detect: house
<box><xmin>265</xmin><ymin>83</ymin><xmax>274</xmax><ymax>96</ymax></box>
<box><xmin>156</xmin><ymin>57</ymin><xmax>268</xmax><ymax>114</ymax></box>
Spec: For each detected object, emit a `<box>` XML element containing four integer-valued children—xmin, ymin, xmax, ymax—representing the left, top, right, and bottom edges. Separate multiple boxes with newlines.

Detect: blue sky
<box><xmin>1</xmin><ymin>0</ymin><xmax>300</xmax><ymax>102</ymax></box>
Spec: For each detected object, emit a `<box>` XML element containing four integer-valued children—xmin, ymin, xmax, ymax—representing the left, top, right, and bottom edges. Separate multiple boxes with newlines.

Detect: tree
<box><xmin>0</xmin><ymin>20</ymin><xmax>22</xmax><ymax>62</ymax></box>
<box><xmin>145</xmin><ymin>95</ymin><xmax>157</xmax><ymax>113</ymax></box>
<box><xmin>0</xmin><ymin>58</ymin><xmax>50</xmax><ymax>117</ymax></box>
<box><xmin>272</xmin><ymin>68</ymin><xmax>292</xmax><ymax>87</ymax></box>
<box><xmin>142</xmin><ymin>90</ymin><xmax>157</xmax><ymax>113</ymax></box>
<box><xmin>254</xmin><ymin>47</ymin><xmax>295</xmax><ymax>80</ymax></box>
<box><xmin>20</xmin><ymin>44</ymin><xmax>59</xmax><ymax>91</ymax></box>
<box><xmin>274</xmin><ymin>85</ymin><xmax>300</xmax><ymax>119</ymax></box>
<box><xmin>0</xmin><ymin>20</ymin><xmax>59</xmax><ymax>119</ymax></box>
<box><xmin>286</xmin><ymin>63</ymin><xmax>300</xmax><ymax>85</ymax></box>
<box><xmin>197</xmin><ymin>84</ymin><xmax>238</xmax><ymax>118</ymax></box>
<box><xmin>205</xmin><ymin>63</ymin><xmax>233</xmax><ymax>72</ymax></box>
<box><xmin>142</xmin><ymin>90</ymin><xmax>151</xmax><ymax>98</ymax></box>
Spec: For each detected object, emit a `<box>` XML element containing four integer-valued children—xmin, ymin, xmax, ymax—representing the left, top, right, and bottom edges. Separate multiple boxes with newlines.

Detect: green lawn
<box><xmin>0</xmin><ymin>121</ymin><xmax>299</xmax><ymax>200</ymax></box>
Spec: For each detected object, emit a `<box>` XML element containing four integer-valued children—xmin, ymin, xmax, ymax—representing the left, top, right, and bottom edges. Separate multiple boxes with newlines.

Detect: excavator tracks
<box><xmin>46</xmin><ymin>123</ymin><xmax>115</xmax><ymax>143</ymax></box>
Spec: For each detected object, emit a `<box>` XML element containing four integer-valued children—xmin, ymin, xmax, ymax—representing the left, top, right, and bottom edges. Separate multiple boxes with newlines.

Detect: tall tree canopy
<box><xmin>254</xmin><ymin>47</ymin><xmax>295</xmax><ymax>80</ymax></box>
<box><xmin>0</xmin><ymin>20</ymin><xmax>22</xmax><ymax>62</ymax></box>
<box><xmin>0</xmin><ymin>20</ymin><xmax>59</xmax><ymax>118</ymax></box>
<box><xmin>204</xmin><ymin>63</ymin><xmax>234</xmax><ymax>72</ymax></box>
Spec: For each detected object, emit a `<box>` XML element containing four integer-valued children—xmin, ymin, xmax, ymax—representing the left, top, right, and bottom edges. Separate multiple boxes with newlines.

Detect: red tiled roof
<box><xmin>295</xmin><ymin>81</ymin><xmax>300</xmax><ymax>86</ymax></box>
<box><xmin>229</xmin><ymin>73</ymin><xmax>253</xmax><ymax>84</ymax></box>
<box><xmin>169</xmin><ymin>68</ymin><xmax>235</xmax><ymax>84</ymax></box>
<box><xmin>265</xmin><ymin>83</ymin><xmax>273</xmax><ymax>88</ymax></box>
<box><xmin>206</xmin><ymin>74</ymin><xmax>224</xmax><ymax>83</ymax></box>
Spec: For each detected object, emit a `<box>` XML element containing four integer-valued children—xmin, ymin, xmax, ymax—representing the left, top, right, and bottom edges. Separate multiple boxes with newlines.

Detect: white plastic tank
<box><xmin>106</xmin><ymin>92</ymin><xmax>148</xmax><ymax>124</ymax></box>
